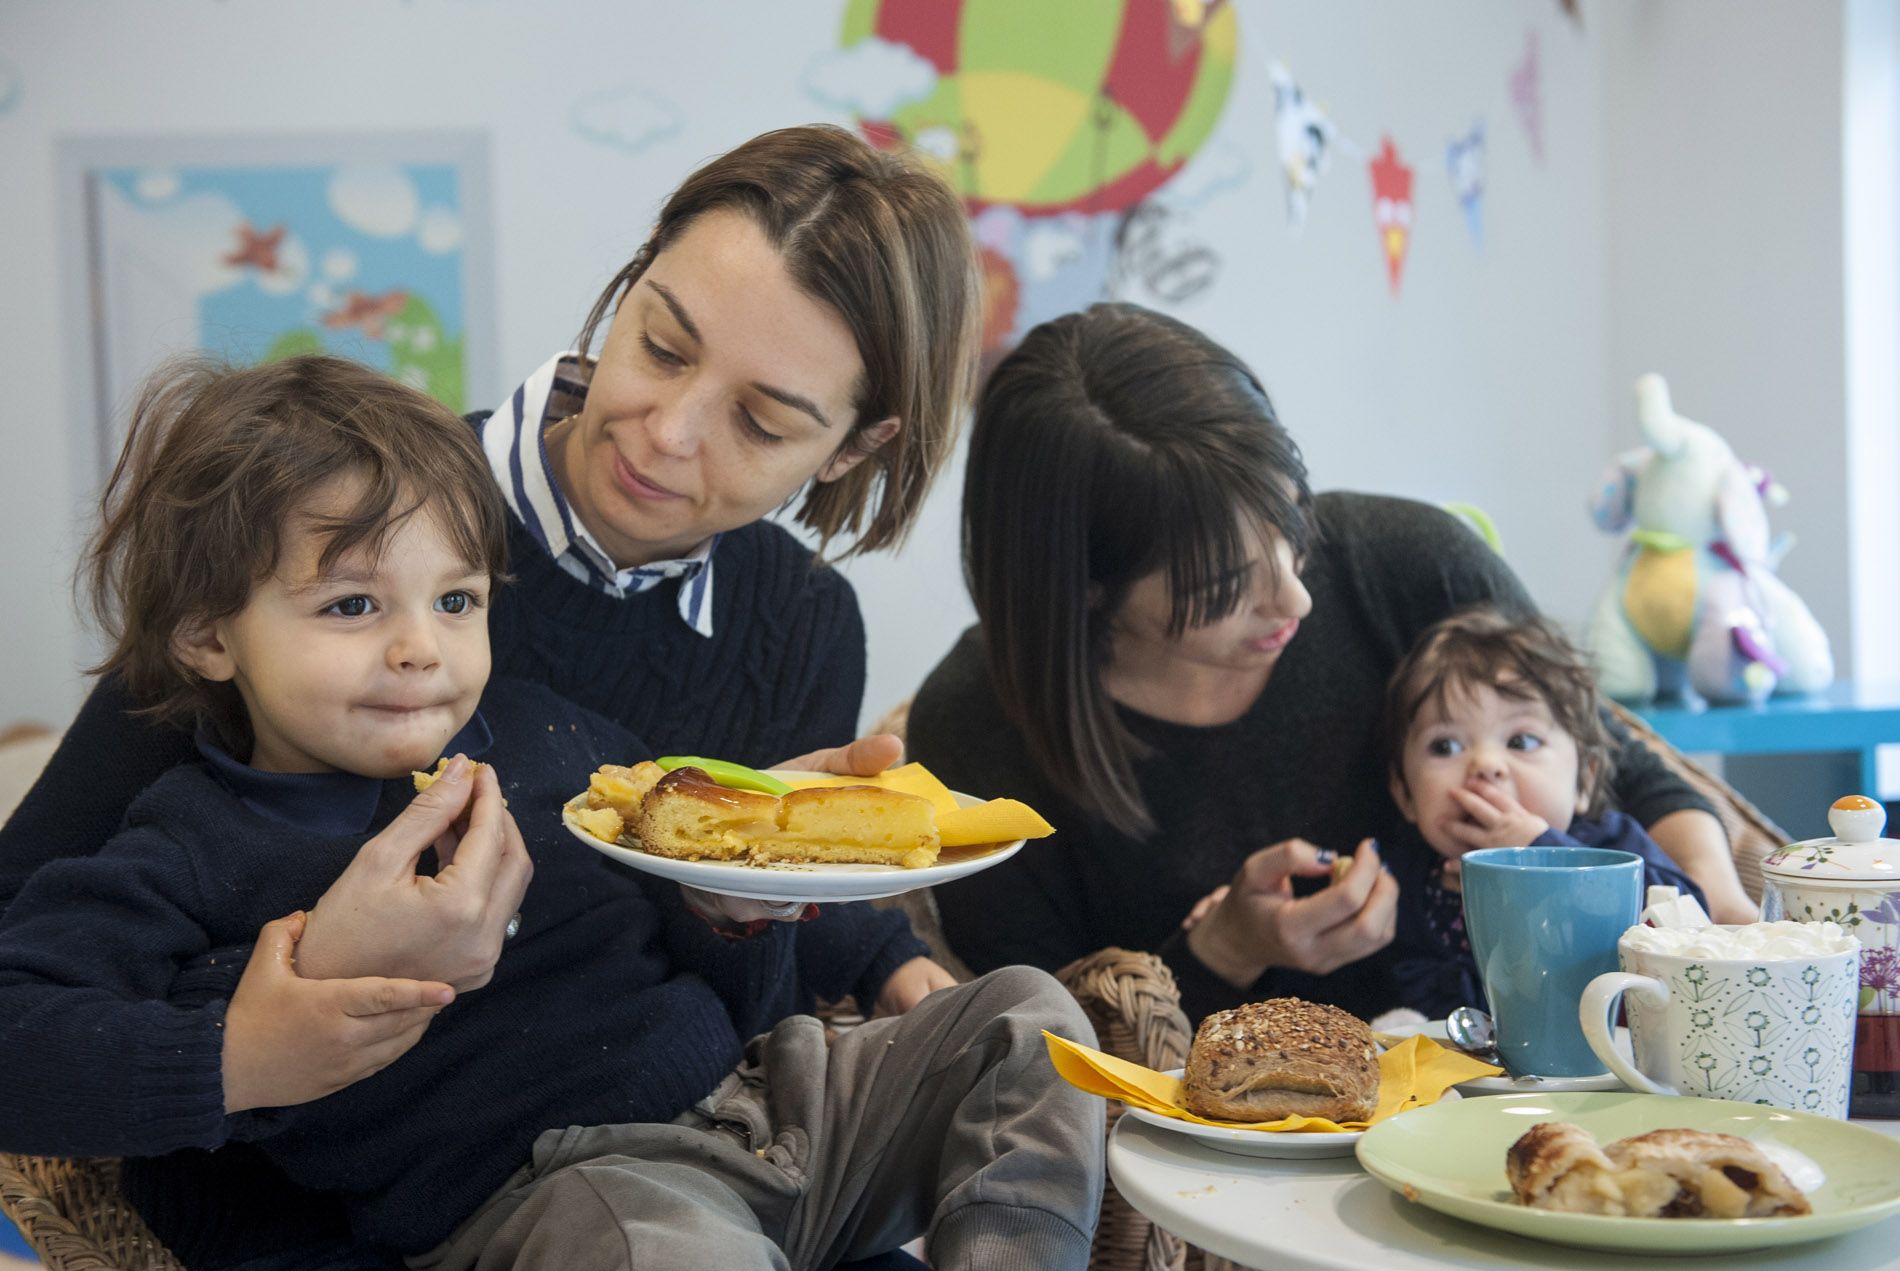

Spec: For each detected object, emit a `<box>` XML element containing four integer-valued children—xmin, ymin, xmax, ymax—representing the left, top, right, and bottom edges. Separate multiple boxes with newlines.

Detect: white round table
<box><xmin>1108</xmin><ymin>1115</ymin><xmax>1900</xmax><ymax>1271</ymax></box>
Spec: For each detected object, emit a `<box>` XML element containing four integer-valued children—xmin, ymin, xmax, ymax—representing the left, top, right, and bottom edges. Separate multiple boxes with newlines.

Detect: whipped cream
<box><xmin>1621</xmin><ymin>920</ymin><xmax>1857</xmax><ymax>960</ymax></box>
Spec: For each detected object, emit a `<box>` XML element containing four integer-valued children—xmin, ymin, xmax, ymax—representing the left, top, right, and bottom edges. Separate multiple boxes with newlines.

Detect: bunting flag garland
<box><xmin>1268</xmin><ymin>61</ymin><xmax>1336</xmax><ymax>231</ymax></box>
<box><xmin>1369</xmin><ymin>135</ymin><xmax>1415</xmax><ymax>295</ymax></box>
<box><xmin>1446</xmin><ymin>121</ymin><xmax>1485</xmax><ymax>249</ymax></box>
<box><xmin>1510</xmin><ymin>31</ymin><xmax>1543</xmax><ymax>162</ymax></box>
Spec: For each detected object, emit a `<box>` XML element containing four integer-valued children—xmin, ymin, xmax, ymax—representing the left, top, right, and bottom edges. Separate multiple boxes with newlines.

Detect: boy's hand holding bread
<box><xmin>297</xmin><ymin>757</ymin><xmax>532</xmax><ymax>991</ymax></box>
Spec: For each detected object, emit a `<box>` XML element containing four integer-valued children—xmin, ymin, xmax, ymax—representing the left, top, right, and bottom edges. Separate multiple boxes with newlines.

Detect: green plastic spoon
<box><xmin>656</xmin><ymin>755</ymin><xmax>795</xmax><ymax>797</ymax></box>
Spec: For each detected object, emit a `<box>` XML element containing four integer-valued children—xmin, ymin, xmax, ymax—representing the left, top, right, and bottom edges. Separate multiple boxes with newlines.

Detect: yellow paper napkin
<box><xmin>934</xmin><ymin>799</ymin><xmax>1055</xmax><ymax>847</ymax></box>
<box><xmin>780</xmin><ymin>763</ymin><xmax>1055</xmax><ymax>846</ymax></box>
<box><xmin>1043</xmin><ymin>1030</ymin><xmax>1502</xmax><ymax>1133</ymax></box>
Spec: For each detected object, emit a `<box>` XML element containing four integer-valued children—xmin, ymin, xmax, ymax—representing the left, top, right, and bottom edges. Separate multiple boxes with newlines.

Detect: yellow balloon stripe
<box><xmin>958</xmin><ymin>71</ymin><xmax>1092</xmax><ymax>203</ymax></box>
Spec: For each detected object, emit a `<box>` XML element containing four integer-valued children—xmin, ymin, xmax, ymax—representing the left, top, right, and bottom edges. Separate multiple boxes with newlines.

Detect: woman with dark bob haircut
<box><xmin>910</xmin><ymin>303</ymin><xmax>1745</xmax><ymax>1025</ymax></box>
<box><xmin>2</xmin><ymin>125</ymin><xmax>980</xmax><ymax>1270</ymax></box>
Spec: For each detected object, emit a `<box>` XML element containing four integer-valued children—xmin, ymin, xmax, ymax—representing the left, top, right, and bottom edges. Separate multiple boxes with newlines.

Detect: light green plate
<box><xmin>1355</xmin><ymin>1091</ymin><xmax>1900</xmax><ymax>1253</ymax></box>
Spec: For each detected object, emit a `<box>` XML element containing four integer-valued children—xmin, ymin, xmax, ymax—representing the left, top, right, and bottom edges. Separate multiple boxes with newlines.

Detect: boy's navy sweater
<box><xmin>1377</xmin><ymin>811</ymin><xmax>1707</xmax><ymax>1020</ymax></box>
<box><xmin>0</xmin><ymin>678</ymin><xmax>924</xmax><ymax>1256</ymax></box>
<box><xmin>0</xmin><ymin>504</ymin><xmax>867</xmax><ymax>912</ymax></box>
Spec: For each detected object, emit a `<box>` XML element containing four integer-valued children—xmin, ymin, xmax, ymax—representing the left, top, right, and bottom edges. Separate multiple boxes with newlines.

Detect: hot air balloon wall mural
<box><xmin>796</xmin><ymin>3</ymin><xmax>1583</xmax><ymax>329</ymax></box>
<box><xmin>818</xmin><ymin>0</ymin><xmax>1240</xmax><ymax>361</ymax></box>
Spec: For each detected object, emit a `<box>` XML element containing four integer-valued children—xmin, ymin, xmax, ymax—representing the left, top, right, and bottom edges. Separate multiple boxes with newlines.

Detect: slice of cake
<box><xmin>631</xmin><ymin>766</ymin><xmax>941</xmax><ymax>868</ymax></box>
<box><xmin>769</xmin><ymin>785</ymin><xmax>939</xmax><ymax>869</ymax></box>
<box><xmin>633</xmin><ymin>767</ymin><xmax>780</xmax><ymax>861</ymax></box>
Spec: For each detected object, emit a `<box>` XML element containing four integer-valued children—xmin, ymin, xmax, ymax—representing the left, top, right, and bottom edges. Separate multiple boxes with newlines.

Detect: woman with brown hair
<box><xmin>0</xmin><ymin>125</ymin><xmax>981</xmax><ymax>1270</ymax></box>
<box><xmin>7</xmin><ymin>122</ymin><xmax>979</xmax><ymax>898</ymax></box>
<box><xmin>910</xmin><ymin>302</ymin><xmax>1747</xmax><ymax>1027</ymax></box>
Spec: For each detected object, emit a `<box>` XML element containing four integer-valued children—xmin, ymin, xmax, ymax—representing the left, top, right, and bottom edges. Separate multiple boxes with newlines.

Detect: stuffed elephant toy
<box><xmin>1586</xmin><ymin>373</ymin><xmax>1833</xmax><ymax>705</ymax></box>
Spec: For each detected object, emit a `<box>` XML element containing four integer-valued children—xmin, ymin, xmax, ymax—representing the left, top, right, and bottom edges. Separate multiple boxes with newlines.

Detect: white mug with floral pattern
<box><xmin>1579</xmin><ymin>923</ymin><xmax>1861</xmax><ymax>1119</ymax></box>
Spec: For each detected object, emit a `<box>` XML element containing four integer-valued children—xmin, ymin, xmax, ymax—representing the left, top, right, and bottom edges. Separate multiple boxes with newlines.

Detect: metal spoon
<box><xmin>1445</xmin><ymin>1005</ymin><xmax>1501</xmax><ymax>1061</ymax></box>
<box><xmin>1445</xmin><ymin>1006</ymin><xmax>1547</xmax><ymax>1083</ymax></box>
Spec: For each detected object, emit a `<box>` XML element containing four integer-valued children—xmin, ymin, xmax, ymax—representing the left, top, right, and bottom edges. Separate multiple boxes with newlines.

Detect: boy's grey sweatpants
<box><xmin>409</xmin><ymin>965</ymin><xmax>1106</xmax><ymax>1271</ymax></box>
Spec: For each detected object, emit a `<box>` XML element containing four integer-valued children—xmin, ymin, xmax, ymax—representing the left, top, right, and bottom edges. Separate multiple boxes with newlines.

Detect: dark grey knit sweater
<box><xmin>911</xmin><ymin>492</ymin><xmax>1715</xmax><ymax>1024</ymax></box>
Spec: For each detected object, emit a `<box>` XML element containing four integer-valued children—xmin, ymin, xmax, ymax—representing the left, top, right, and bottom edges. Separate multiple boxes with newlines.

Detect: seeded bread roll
<box><xmin>1182</xmin><ymin>997</ymin><xmax>1379</xmax><ymax>1122</ymax></box>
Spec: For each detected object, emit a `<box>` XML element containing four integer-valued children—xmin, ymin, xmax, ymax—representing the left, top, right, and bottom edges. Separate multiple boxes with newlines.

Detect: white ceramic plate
<box><xmin>1382</xmin><ymin>1020</ymin><xmax>1630</xmax><ymax>1094</ymax></box>
<box><xmin>560</xmin><ymin>774</ymin><xmax>1025</xmax><ymax>903</ymax></box>
<box><xmin>1118</xmin><ymin>1069</ymin><xmax>1459</xmax><ymax>1159</ymax></box>
<box><xmin>1356</xmin><ymin>1090</ymin><xmax>1900</xmax><ymax>1254</ymax></box>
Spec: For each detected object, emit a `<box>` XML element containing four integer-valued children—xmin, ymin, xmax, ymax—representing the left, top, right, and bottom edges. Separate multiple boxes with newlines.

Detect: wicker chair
<box><xmin>0</xmin><ymin>1156</ymin><xmax>179</xmax><ymax>1270</ymax></box>
<box><xmin>0</xmin><ymin>703</ymin><xmax>1789</xmax><ymax>1270</ymax></box>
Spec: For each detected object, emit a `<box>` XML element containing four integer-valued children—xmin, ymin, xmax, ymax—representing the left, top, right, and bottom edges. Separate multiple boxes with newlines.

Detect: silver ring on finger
<box><xmin>504</xmin><ymin>911</ymin><xmax>522</xmax><ymax>940</ymax></box>
<box><xmin>757</xmin><ymin>900</ymin><xmax>804</xmax><ymax>921</ymax></box>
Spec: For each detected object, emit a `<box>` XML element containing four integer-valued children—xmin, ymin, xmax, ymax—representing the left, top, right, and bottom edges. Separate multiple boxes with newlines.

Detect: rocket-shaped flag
<box><xmin>1369</xmin><ymin>135</ymin><xmax>1414</xmax><ymax>295</ymax></box>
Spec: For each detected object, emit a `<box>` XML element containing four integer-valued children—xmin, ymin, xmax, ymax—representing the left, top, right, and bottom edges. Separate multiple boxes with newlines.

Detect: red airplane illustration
<box><xmin>320</xmin><ymin>289</ymin><xmax>409</xmax><ymax>341</ymax></box>
<box><xmin>223</xmin><ymin>222</ymin><xmax>287</xmax><ymax>273</ymax></box>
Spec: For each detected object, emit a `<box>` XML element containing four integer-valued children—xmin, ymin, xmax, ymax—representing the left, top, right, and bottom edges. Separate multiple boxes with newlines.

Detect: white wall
<box><xmin>0</xmin><ymin>0</ymin><xmax>1866</xmax><ymax>738</ymax></box>
<box><xmin>1844</xmin><ymin>0</ymin><xmax>1900</xmax><ymax>692</ymax></box>
<box><xmin>1598</xmin><ymin>0</ymin><xmax>1857</xmax><ymax>683</ymax></box>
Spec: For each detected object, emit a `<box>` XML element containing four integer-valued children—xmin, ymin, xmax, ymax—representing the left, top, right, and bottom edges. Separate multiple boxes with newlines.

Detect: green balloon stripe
<box><xmin>1022</xmin><ymin>98</ymin><xmax>1151</xmax><ymax>210</ymax></box>
<box><xmin>839</xmin><ymin>0</ymin><xmax>877</xmax><ymax>48</ymax></box>
<box><xmin>956</xmin><ymin>0</ymin><xmax>1126</xmax><ymax>99</ymax></box>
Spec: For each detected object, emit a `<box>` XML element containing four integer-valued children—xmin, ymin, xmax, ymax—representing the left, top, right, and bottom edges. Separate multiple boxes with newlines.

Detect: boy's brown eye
<box><xmin>325</xmin><ymin>596</ymin><xmax>372</xmax><ymax>618</ymax></box>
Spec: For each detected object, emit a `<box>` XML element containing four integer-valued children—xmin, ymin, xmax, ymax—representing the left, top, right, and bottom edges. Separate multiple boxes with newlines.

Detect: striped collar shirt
<box><xmin>482</xmin><ymin>352</ymin><xmax>719</xmax><ymax>637</ymax></box>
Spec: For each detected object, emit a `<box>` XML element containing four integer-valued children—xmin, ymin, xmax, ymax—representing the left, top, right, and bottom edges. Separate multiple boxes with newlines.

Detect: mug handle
<box><xmin>1579</xmin><ymin>971</ymin><xmax>1675</xmax><ymax>1095</ymax></box>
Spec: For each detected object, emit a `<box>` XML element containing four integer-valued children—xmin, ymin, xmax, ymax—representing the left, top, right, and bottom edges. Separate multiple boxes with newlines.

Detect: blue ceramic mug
<box><xmin>1461</xmin><ymin>846</ymin><xmax>1644</xmax><ymax>1078</ymax></box>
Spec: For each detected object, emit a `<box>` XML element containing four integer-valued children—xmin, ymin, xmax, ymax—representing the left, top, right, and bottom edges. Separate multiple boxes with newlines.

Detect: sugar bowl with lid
<box><xmin>1760</xmin><ymin>795</ymin><xmax>1899</xmax><ymax>1116</ymax></box>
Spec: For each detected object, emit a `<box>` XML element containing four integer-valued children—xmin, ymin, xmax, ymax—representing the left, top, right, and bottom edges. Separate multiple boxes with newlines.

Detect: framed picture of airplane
<box><xmin>57</xmin><ymin>132</ymin><xmax>495</xmax><ymax>487</ymax></box>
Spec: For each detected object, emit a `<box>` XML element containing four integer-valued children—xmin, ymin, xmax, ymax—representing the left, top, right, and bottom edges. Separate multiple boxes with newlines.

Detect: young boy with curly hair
<box><xmin>0</xmin><ymin>355</ymin><xmax>1102</xmax><ymax>1270</ymax></box>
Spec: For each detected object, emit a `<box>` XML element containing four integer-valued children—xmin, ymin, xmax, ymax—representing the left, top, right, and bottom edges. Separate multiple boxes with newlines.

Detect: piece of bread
<box><xmin>1507</xmin><ymin>1123</ymin><xmax>1811</xmax><ymax>1218</ymax></box>
<box><xmin>1182</xmin><ymin>998</ymin><xmax>1379</xmax><ymax>1122</ymax></box>
<box><xmin>630</xmin><ymin>766</ymin><xmax>941</xmax><ymax>868</ymax></box>
<box><xmin>412</xmin><ymin>758</ymin><xmax>489</xmax><ymax>792</ymax></box>
<box><xmin>411</xmin><ymin>759</ymin><xmax>507</xmax><ymax>807</ymax></box>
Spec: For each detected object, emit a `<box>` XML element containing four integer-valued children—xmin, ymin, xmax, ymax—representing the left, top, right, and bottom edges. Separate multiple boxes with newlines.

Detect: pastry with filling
<box><xmin>1182</xmin><ymin>997</ymin><xmax>1379</xmax><ymax>1123</ymax></box>
<box><xmin>1506</xmin><ymin>1123</ymin><xmax>1811</xmax><ymax>1218</ymax></box>
<box><xmin>631</xmin><ymin>766</ymin><xmax>941</xmax><ymax>868</ymax></box>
